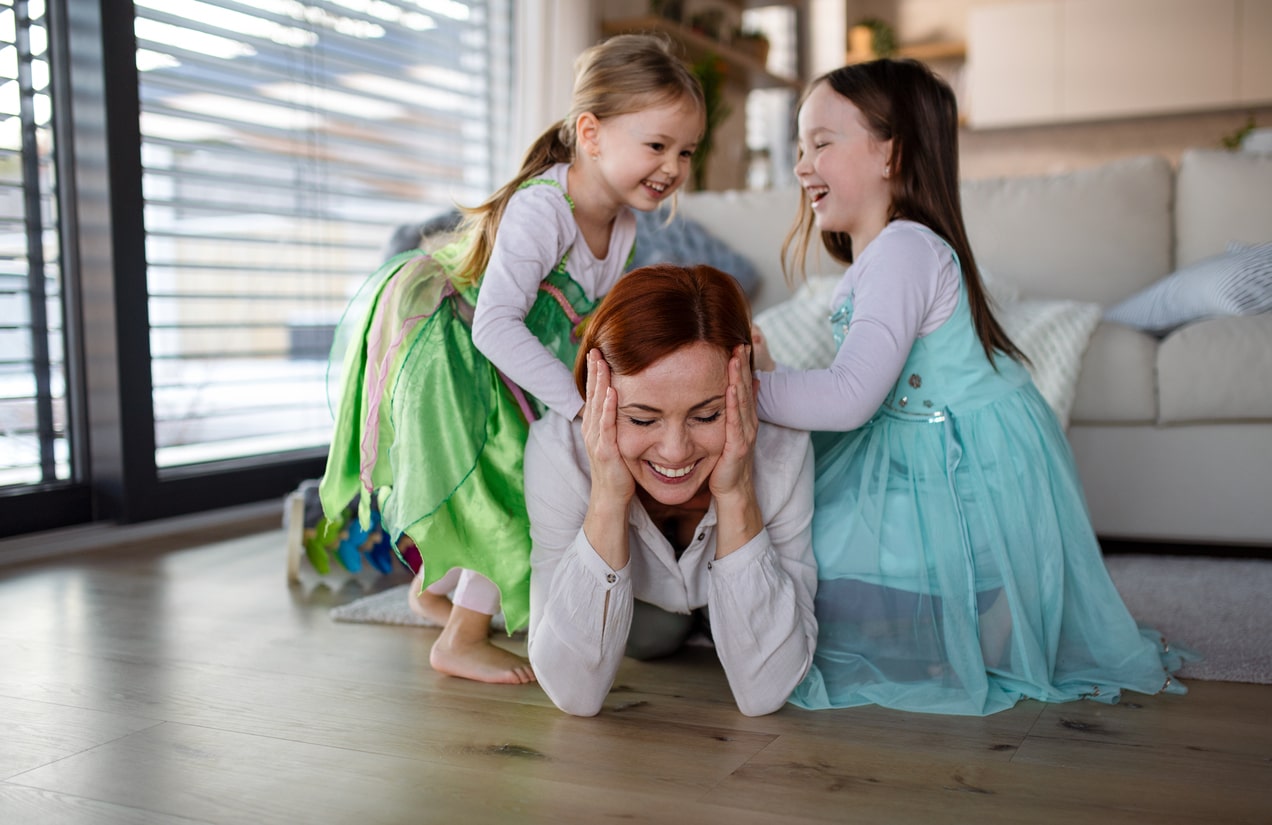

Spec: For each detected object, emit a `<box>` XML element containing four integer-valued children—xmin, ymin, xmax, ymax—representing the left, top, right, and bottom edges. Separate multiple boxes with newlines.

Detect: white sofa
<box><xmin>674</xmin><ymin>149</ymin><xmax>1272</xmax><ymax>547</ymax></box>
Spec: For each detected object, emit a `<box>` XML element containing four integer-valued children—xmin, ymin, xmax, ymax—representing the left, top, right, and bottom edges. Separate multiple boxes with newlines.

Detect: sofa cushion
<box><xmin>1175</xmin><ymin>149</ymin><xmax>1272</xmax><ymax>268</ymax></box>
<box><xmin>1157</xmin><ymin>314</ymin><xmax>1272</xmax><ymax>424</ymax></box>
<box><xmin>630</xmin><ymin>208</ymin><xmax>763</xmax><ymax>298</ymax></box>
<box><xmin>960</xmin><ymin>155</ymin><xmax>1173</xmax><ymax>306</ymax></box>
<box><xmin>1069</xmin><ymin>322</ymin><xmax>1158</xmax><ymax>424</ymax></box>
<box><xmin>1102</xmin><ymin>241</ymin><xmax>1272</xmax><ymax>336</ymax></box>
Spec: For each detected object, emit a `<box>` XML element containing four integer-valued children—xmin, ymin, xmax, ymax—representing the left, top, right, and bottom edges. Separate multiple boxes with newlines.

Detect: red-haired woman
<box><xmin>524</xmin><ymin>264</ymin><xmax>818</xmax><ymax>717</ymax></box>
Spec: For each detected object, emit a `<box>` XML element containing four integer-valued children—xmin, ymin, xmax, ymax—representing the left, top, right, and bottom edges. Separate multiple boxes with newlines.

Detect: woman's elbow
<box><xmin>539</xmin><ymin>677</ymin><xmax>606</xmax><ymax>717</ymax></box>
<box><xmin>734</xmin><ymin>693</ymin><xmax>788</xmax><ymax>718</ymax></box>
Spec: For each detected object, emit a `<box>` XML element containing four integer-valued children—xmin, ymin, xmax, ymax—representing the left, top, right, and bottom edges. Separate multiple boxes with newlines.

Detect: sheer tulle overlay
<box><xmin>791</xmin><ymin>243</ymin><xmax>1191</xmax><ymax>715</ymax></box>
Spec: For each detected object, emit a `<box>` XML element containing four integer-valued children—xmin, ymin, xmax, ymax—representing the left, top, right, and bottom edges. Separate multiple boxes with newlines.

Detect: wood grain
<box><xmin>1</xmin><ymin>529</ymin><xmax>1269</xmax><ymax>824</ymax></box>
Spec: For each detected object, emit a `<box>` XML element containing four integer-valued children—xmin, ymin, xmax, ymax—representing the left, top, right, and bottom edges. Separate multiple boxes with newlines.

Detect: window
<box><xmin>0</xmin><ymin>0</ymin><xmax>511</xmax><ymax>538</ymax></box>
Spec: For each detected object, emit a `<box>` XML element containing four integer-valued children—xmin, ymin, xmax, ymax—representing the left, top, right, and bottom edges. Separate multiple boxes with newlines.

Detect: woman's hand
<box><xmin>581</xmin><ymin>349</ymin><xmax>635</xmax><ymax>504</ymax></box>
<box><xmin>751</xmin><ymin>324</ymin><xmax>777</xmax><ymax>372</ymax></box>
<box><xmin>709</xmin><ymin>344</ymin><xmax>759</xmax><ymax>501</ymax></box>
<box><xmin>709</xmin><ymin>344</ymin><xmax>764</xmax><ymax>558</ymax></box>
<box><xmin>581</xmin><ymin>351</ymin><xmax>635</xmax><ymax>573</ymax></box>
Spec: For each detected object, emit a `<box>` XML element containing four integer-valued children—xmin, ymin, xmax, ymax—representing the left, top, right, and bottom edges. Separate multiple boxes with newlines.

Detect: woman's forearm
<box><xmin>708</xmin><ymin>534</ymin><xmax>816</xmax><ymax>716</ymax></box>
<box><xmin>528</xmin><ymin>537</ymin><xmax>634</xmax><ymax>716</ymax></box>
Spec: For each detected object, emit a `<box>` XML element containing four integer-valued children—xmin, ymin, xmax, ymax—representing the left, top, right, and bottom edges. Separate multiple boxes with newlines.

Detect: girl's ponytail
<box><xmin>450</xmin><ymin>121</ymin><xmax>575</xmax><ymax>288</ymax></box>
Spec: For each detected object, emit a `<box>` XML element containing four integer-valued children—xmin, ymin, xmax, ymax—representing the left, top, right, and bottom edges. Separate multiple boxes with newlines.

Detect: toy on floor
<box><xmin>284</xmin><ymin>479</ymin><xmax>395</xmax><ymax>589</ymax></box>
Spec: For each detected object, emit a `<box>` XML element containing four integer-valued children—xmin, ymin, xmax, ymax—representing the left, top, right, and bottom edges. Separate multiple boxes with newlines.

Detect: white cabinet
<box><xmin>1239</xmin><ymin>0</ymin><xmax>1272</xmax><ymax>103</ymax></box>
<box><xmin>966</xmin><ymin>1</ymin><xmax>1060</xmax><ymax>127</ymax></box>
<box><xmin>967</xmin><ymin>0</ymin><xmax>1271</xmax><ymax>128</ymax></box>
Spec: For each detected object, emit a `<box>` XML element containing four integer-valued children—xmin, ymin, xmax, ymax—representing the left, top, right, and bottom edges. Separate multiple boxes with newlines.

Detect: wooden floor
<box><xmin>1</xmin><ymin>530</ymin><xmax>1270</xmax><ymax>825</ymax></box>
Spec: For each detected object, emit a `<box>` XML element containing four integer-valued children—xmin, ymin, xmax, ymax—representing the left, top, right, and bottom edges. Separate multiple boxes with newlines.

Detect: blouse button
<box><xmin>605</xmin><ymin>573</ymin><xmax>616</xmax><ymax>584</ymax></box>
<box><xmin>696</xmin><ymin>532</ymin><xmax>705</xmax><ymax>542</ymax></box>
<box><xmin>706</xmin><ymin>561</ymin><xmax>713</xmax><ymax>570</ymax></box>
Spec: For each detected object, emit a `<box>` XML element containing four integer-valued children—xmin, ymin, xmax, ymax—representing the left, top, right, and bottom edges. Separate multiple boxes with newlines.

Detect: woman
<box><xmin>523</xmin><ymin>264</ymin><xmax>818</xmax><ymax>717</ymax></box>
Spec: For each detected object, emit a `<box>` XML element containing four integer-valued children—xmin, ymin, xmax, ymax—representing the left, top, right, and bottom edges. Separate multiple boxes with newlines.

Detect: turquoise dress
<box><xmin>319</xmin><ymin>180</ymin><xmax>622</xmax><ymax>633</ymax></box>
<box><xmin>790</xmin><ymin>235</ymin><xmax>1191</xmax><ymax>715</ymax></box>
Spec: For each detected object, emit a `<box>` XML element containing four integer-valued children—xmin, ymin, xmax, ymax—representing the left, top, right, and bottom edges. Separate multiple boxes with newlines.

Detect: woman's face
<box><xmin>608</xmin><ymin>341</ymin><xmax>728</xmax><ymax>507</ymax></box>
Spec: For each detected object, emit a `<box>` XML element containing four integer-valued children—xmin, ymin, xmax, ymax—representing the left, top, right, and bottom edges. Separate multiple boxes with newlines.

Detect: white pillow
<box><xmin>753</xmin><ymin>276</ymin><xmax>838</xmax><ymax>370</ymax></box>
<box><xmin>1104</xmin><ymin>242</ymin><xmax>1272</xmax><ymax>336</ymax></box>
<box><xmin>998</xmin><ymin>299</ymin><xmax>1103</xmax><ymax>430</ymax></box>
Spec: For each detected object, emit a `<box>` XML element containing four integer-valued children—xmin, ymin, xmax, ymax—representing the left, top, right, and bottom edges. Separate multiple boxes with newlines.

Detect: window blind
<box><xmin>134</xmin><ymin>0</ymin><xmax>509</xmax><ymax>469</ymax></box>
<box><xmin>0</xmin><ymin>0</ymin><xmax>64</xmax><ymax>488</ymax></box>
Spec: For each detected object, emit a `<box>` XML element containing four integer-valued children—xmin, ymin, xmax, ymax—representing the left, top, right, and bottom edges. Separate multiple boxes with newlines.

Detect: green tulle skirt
<box><xmin>318</xmin><ymin>248</ymin><xmax>594</xmax><ymax>632</ymax></box>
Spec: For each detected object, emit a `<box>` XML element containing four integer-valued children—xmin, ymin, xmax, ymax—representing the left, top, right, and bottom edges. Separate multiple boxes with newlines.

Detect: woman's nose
<box><xmin>658</xmin><ymin>424</ymin><xmax>694</xmax><ymax>463</ymax></box>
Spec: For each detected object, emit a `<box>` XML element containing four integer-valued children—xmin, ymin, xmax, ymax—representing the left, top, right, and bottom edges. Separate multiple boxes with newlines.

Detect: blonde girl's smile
<box><xmin>585</xmin><ymin>95</ymin><xmax>705</xmax><ymax>211</ymax></box>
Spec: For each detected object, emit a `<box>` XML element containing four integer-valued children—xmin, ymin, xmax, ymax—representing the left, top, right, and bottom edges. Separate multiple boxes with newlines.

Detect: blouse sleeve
<box><xmin>524</xmin><ymin>417</ymin><xmax>633</xmax><ymax>716</ymax></box>
<box><xmin>707</xmin><ymin>431</ymin><xmax>818</xmax><ymax>716</ymax></box>
<box><xmin>471</xmin><ymin>186</ymin><xmax>585</xmax><ymax>420</ymax></box>
<box><xmin>755</xmin><ymin>228</ymin><xmax>950</xmax><ymax>431</ymax></box>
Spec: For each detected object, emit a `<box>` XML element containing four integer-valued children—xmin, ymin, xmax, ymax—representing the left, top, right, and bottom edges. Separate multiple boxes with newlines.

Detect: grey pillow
<box><xmin>630</xmin><ymin>208</ymin><xmax>762</xmax><ymax>297</ymax></box>
<box><xmin>1104</xmin><ymin>241</ymin><xmax>1272</xmax><ymax>336</ymax></box>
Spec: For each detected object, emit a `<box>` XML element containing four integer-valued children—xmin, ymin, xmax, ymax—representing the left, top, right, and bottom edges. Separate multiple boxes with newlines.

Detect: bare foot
<box><xmin>429</xmin><ymin>606</ymin><xmax>536</xmax><ymax>685</ymax></box>
<box><xmin>406</xmin><ymin>569</ymin><xmax>453</xmax><ymax>626</ymax></box>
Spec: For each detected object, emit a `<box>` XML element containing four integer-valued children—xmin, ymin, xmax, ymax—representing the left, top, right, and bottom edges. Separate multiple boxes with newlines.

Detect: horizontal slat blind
<box><xmin>0</xmin><ymin>0</ymin><xmax>64</xmax><ymax>488</ymax></box>
<box><xmin>135</xmin><ymin>0</ymin><xmax>507</xmax><ymax>468</ymax></box>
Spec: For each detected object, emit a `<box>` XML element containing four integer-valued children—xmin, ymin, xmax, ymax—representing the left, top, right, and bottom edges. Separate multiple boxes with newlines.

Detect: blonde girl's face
<box><xmin>608</xmin><ymin>341</ymin><xmax>728</xmax><ymax>507</ymax></box>
<box><xmin>793</xmin><ymin>82</ymin><xmax>894</xmax><ymax>237</ymax></box>
<box><xmin>589</xmin><ymin>96</ymin><xmax>704</xmax><ymax>211</ymax></box>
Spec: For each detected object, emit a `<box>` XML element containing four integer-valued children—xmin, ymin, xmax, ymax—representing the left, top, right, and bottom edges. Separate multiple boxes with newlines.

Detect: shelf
<box><xmin>846</xmin><ymin>40</ymin><xmax>967</xmax><ymax>65</ymax></box>
<box><xmin>602</xmin><ymin>17</ymin><xmax>802</xmax><ymax>92</ymax></box>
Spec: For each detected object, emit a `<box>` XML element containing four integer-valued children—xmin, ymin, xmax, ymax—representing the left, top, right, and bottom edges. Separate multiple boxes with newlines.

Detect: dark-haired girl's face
<box><xmin>609</xmin><ymin>341</ymin><xmax>727</xmax><ymax>507</ymax></box>
<box><xmin>794</xmin><ymin>82</ymin><xmax>893</xmax><ymax>240</ymax></box>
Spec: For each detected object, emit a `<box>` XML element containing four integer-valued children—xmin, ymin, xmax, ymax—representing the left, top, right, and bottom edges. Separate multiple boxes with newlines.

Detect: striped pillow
<box><xmin>1104</xmin><ymin>241</ymin><xmax>1272</xmax><ymax>336</ymax></box>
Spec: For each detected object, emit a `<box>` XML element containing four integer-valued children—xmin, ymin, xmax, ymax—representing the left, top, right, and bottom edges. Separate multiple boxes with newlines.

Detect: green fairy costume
<box><xmin>319</xmin><ymin>172</ymin><xmax>636</xmax><ymax>631</ymax></box>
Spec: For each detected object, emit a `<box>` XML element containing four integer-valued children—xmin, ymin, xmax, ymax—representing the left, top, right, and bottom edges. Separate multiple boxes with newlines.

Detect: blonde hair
<box><xmin>450</xmin><ymin>34</ymin><xmax>705</xmax><ymax>287</ymax></box>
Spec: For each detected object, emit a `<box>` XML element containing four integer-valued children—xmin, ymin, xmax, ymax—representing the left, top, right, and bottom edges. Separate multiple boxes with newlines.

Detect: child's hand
<box><xmin>709</xmin><ymin>344</ymin><xmax>759</xmax><ymax>501</ymax></box>
<box><xmin>581</xmin><ymin>349</ymin><xmax>635</xmax><ymax>505</ymax></box>
<box><xmin>751</xmin><ymin>324</ymin><xmax>777</xmax><ymax>372</ymax></box>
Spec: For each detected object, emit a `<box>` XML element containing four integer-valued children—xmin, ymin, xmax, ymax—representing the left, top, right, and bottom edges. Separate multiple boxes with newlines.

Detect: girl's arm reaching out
<box><xmin>755</xmin><ymin>226</ymin><xmax>956</xmax><ymax>432</ymax></box>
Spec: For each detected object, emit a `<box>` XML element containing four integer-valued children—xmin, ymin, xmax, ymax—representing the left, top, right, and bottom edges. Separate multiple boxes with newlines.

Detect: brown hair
<box><xmin>573</xmin><ymin>264</ymin><xmax>751</xmax><ymax>394</ymax></box>
<box><xmin>782</xmin><ymin>59</ymin><xmax>1027</xmax><ymax>366</ymax></box>
<box><xmin>451</xmin><ymin>34</ymin><xmax>705</xmax><ymax>288</ymax></box>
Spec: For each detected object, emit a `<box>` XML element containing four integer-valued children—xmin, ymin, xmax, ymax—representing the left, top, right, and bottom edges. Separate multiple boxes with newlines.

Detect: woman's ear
<box><xmin>576</xmin><ymin>112</ymin><xmax>600</xmax><ymax>160</ymax></box>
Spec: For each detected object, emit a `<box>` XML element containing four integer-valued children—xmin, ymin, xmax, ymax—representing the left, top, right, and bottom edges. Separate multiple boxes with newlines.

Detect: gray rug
<box><xmin>1103</xmin><ymin>554</ymin><xmax>1271</xmax><ymax>684</ymax></box>
<box><xmin>331</xmin><ymin>584</ymin><xmax>509</xmax><ymax>632</ymax></box>
<box><xmin>330</xmin><ymin>555</ymin><xmax>1272</xmax><ymax>684</ymax></box>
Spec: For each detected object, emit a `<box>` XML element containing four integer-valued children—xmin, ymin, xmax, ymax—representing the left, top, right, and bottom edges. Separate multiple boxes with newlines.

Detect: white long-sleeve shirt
<box><xmin>756</xmin><ymin>220</ymin><xmax>959</xmax><ymax>431</ymax></box>
<box><xmin>470</xmin><ymin>163</ymin><xmax>636</xmax><ymax>420</ymax></box>
<box><xmin>524</xmin><ymin>410</ymin><xmax>818</xmax><ymax>717</ymax></box>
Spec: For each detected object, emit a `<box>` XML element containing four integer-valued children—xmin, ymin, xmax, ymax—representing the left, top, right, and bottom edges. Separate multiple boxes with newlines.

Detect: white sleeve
<box><xmin>708</xmin><ymin>433</ymin><xmax>818</xmax><ymax>716</ymax></box>
<box><xmin>471</xmin><ymin>186</ymin><xmax>585</xmax><ymax>420</ymax></box>
<box><xmin>755</xmin><ymin>229</ymin><xmax>949</xmax><ymax>431</ymax></box>
<box><xmin>525</xmin><ymin>418</ymin><xmax>632</xmax><ymax>716</ymax></box>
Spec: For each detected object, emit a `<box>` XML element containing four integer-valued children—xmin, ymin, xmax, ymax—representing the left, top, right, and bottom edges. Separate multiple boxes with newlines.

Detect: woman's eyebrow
<box><xmin>619</xmin><ymin>395</ymin><xmax>724</xmax><ymax>414</ymax></box>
